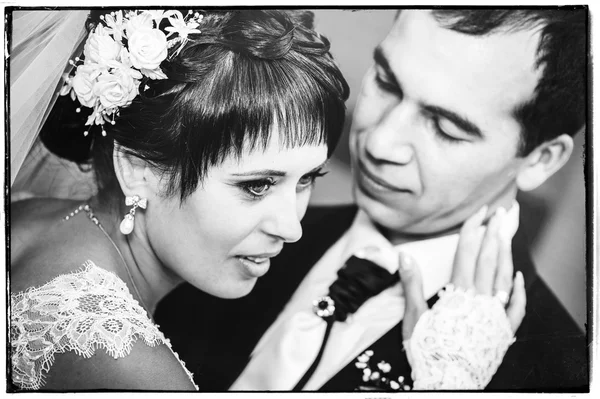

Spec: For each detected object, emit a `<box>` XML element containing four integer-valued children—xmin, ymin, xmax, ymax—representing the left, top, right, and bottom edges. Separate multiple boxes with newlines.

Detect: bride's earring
<box><xmin>120</xmin><ymin>195</ymin><xmax>148</xmax><ymax>235</ymax></box>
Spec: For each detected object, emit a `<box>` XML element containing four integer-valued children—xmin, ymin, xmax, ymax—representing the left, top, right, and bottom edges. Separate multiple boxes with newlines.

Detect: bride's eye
<box><xmin>297</xmin><ymin>168</ymin><xmax>329</xmax><ymax>191</ymax></box>
<box><xmin>238</xmin><ymin>177</ymin><xmax>277</xmax><ymax>199</ymax></box>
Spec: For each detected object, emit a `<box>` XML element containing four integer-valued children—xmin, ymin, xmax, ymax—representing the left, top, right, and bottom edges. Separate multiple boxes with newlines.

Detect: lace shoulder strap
<box><xmin>11</xmin><ymin>260</ymin><xmax>180</xmax><ymax>390</ymax></box>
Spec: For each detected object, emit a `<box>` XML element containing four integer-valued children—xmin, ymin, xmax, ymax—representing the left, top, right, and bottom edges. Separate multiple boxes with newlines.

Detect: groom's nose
<box><xmin>363</xmin><ymin>104</ymin><xmax>415</xmax><ymax>166</ymax></box>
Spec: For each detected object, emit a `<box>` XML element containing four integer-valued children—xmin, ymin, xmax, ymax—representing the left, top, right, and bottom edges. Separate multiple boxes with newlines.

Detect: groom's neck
<box><xmin>377</xmin><ymin>222</ymin><xmax>462</xmax><ymax>246</ymax></box>
<box><xmin>377</xmin><ymin>194</ymin><xmax>518</xmax><ymax>246</ymax></box>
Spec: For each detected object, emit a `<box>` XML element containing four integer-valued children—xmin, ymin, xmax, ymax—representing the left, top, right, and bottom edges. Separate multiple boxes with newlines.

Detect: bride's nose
<box><xmin>261</xmin><ymin>195</ymin><xmax>303</xmax><ymax>243</ymax></box>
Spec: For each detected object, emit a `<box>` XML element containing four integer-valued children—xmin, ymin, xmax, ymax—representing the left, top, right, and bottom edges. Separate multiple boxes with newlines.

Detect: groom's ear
<box><xmin>113</xmin><ymin>144</ymin><xmax>160</xmax><ymax>198</ymax></box>
<box><xmin>515</xmin><ymin>134</ymin><xmax>574</xmax><ymax>192</ymax></box>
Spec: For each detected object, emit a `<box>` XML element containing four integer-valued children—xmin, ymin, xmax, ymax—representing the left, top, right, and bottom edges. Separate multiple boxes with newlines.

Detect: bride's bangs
<box><xmin>167</xmin><ymin>48</ymin><xmax>347</xmax><ymax>200</ymax></box>
<box><xmin>201</xmin><ymin>52</ymin><xmax>347</xmax><ymax>160</ymax></box>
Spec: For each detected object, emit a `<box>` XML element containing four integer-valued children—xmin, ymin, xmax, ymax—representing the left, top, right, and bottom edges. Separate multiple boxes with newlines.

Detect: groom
<box><xmin>156</xmin><ymin>9</ymin><xmax>587</xmax><ymax>391</ymax></box>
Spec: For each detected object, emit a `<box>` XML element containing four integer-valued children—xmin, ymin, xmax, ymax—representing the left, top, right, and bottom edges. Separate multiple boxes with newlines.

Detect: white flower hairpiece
<box><xmin>60</xmin><ymin>9</ymin><xmax>203</xmax><ymax>136</ymax></box>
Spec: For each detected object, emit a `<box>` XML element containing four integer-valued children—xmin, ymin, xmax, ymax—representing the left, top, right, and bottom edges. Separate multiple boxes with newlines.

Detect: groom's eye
<box><xmin>430</xmin><ymin>116</ymin><xmax>465</xmax><ymax>144</ymax></box>
<box><xmin>375</xmin><ymin>72</ymin><xmax>398</xmax><ymax>94</ymax></box>
<box><xmin>374</xmin><ymin>67</ymin><xmax>401</xmax><ymax>97</ymax></box>
<box><xmin>375</xmin><ymin>72</ymin><xmax>395</xmax><ymax>92</ymax></box>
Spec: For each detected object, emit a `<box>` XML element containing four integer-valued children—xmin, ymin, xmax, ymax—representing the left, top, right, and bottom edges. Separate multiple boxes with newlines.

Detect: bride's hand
<box><xmin>400</xmin><ymin>206</ymin><xmax>526</xmax><ymax>340</ymax></box>
<box><xmin>399</xmin><ymin>206</ymin><xmax>527</xmax><ymax>390</ymax></box>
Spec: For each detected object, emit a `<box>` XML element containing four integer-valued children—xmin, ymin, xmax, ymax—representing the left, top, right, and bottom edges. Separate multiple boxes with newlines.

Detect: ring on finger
<box><xmin>494</xmin><ymin>290</ymin><xmax>510</xmax><ymax>307</ymax></box>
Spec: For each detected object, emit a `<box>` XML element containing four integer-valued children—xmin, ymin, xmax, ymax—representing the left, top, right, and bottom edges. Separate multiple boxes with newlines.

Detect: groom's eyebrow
<box><xmin>373</xmin><ymin>46</ymin><xmax>401</xmax><ymax>89</ymax></box>
<box><xmin>421</xmin><ymin>104</ymin><xmax>484</xmax><ymax>139</ymax></box>
<box><xmin>374</xmin><ymin>46</ymin><xmax>483</xmax><ymax>139</ymax></box>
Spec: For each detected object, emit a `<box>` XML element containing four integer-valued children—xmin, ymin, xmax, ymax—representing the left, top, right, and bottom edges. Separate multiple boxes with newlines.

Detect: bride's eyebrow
<box><xmin>230</xmin><ymin>160</ymin><xmax>329</xmax><ymax>178</ymax></box>
<box><xmin>230</xmin><ymin>170</ymin><xmax>287</xmax><ymax>177</ymax></box>
<box><xmin>307</xmin><ymin>160</ymin><xmax>329</xmax><ymax>173</ymax></box>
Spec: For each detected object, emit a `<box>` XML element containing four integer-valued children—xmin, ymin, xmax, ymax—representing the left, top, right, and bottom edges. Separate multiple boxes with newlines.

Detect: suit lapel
<box><xmin>321</xmin><ymin>221</ymin><xmax>538</xmax><ymax>391</ymax></box>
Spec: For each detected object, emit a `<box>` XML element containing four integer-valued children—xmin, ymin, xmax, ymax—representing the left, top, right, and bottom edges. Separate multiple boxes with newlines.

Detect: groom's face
<box><xmin>349</xmin><ymin>10</ymin><xmax>543</xmax><ymax>238</ymax></box>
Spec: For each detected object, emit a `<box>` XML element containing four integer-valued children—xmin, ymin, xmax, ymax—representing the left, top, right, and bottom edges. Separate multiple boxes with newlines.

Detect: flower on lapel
<box><xmin>354</xmin><ymin>349</ymin><xmax>412</xmax><ymax>392</ymax></box>
<box><xmin>313</xmin><ymin>296</ymin><xmax>335</xmax><ymax>318</ymax></box>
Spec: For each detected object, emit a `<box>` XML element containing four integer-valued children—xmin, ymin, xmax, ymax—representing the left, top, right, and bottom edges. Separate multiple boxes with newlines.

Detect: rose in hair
<box><xmin>72</xmin><ymin>64</ymin><xmax>103</xmax><ymax>107</ymax></box>
<box><xmin>127</xmin><ymin>27</ymin><xmax>168</xmax><ymax>70</ymax></box>
<box><xmin>83</xmin><ymin>25</ymin><xmax>122</xmax><ymax>65</ymax></box>
<box><xmin>61</xmin><ymin>9</ymin><xmax>205</xmax><ymax>131</ymax></box>
<box><xmin>93</xmin><ymin>67</ymin><xmax>139</xmax><ymax>109</ymax></box>
<box><xmin>124</xmin><ymin>12</ymin><xmax>154</xmax><ymax>39</ymax></box>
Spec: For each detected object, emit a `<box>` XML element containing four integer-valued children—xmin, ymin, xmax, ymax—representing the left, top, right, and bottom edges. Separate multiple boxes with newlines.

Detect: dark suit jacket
<box><xmin>155</xmin><ymin>205</ymin><xmax>589</xmax><ymax>392</ymax></box>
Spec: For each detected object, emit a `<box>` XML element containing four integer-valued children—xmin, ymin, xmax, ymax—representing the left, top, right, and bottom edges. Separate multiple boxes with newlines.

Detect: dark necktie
<box><xmin>293</xmin><ymin>254</ymin><xmax>399</xmax><ymax>390</ymax></box>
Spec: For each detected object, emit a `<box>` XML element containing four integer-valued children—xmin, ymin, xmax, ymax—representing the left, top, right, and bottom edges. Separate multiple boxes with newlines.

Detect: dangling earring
<box><xmin>120</xmin><ymin>195</ymin><xmax>148</xmax><ymax>235</ymax></box>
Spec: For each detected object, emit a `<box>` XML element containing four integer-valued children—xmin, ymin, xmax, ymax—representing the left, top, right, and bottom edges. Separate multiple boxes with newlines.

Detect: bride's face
<box><xmin>146</xmin><ymin>131</ymin><xmax>328</xmax><ymax>298</ymax></box>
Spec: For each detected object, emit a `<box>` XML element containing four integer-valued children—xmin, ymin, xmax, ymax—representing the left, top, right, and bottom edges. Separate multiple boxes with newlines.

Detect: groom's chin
<box><xmin>354</xmin><ymin>186</ymin><xmax>449</xmax><ymax>240</ymax></box>
<box><xmin>354</xmin><ymin>186</ymin><xmax>412</xmax><ymax>230</ymax></box>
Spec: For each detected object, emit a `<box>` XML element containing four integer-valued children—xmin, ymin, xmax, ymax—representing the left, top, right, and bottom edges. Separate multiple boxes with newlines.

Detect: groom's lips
<box><xmin>356</xmin><ymin>160</ymin><xmax>412</xmax><ymax>194</ymax></box>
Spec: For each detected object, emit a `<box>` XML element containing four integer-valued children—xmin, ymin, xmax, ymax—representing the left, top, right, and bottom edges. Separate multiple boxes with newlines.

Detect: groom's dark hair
<box><xmin>430</xmin><ymin>9</ymin><xmax>587</xmax><ymax>156</ymax></box>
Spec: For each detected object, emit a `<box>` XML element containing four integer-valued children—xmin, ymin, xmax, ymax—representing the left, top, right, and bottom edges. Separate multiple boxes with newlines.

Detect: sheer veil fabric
<box><xmin>10</xmin><ymin>10</ymin><xmax>95</xmax><ymax>199</ymax></box>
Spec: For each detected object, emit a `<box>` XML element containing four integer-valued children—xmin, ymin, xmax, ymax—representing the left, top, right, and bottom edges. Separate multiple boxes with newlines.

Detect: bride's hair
<box><xmin>42</xmin><ymin>9</ymin><xmax>349</xmax><ymax>201</ymax></box>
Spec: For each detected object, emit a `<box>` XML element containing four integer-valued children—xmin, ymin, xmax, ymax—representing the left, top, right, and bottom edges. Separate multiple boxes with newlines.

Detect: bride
<box><xmin>9</xmin><ymin>9</ymin><xmax>525</xmax><ymax>391</ymax></box>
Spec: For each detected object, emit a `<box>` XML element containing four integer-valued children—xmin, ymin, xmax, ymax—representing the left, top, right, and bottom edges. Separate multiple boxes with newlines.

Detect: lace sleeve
<box><xmin>10</xmin><ymin>260</ymin><xmax>196</xmax><ymax>390</ymax></box>
<box><xmin>403</xmin><ymin>285</ymin><xmax>515</xmax><ymax>390</ymax></box>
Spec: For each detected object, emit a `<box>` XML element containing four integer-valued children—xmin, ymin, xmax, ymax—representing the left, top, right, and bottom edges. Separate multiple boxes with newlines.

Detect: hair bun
<box><xmin>40</xmin><ymin>95</ymin><xmax>94</xmax><ymax>163</ymax></box>
<box><xmin>220</xmin><ymin>10</ymin><xmax>301</xmax><ymax>60</ymax></box>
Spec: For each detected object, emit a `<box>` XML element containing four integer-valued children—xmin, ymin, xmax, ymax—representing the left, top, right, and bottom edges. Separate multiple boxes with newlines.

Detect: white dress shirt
<box><xmin>232</xmin><ymin>204</ymin><xmax>519</xmax><ymax>390</ymax></box>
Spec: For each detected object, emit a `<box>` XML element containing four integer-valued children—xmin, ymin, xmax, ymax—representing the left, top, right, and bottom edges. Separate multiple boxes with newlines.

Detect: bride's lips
<box><xmin>236</xmin><ymin>251</ymin><xmax>281</xmax><ymax>278</ymax></box>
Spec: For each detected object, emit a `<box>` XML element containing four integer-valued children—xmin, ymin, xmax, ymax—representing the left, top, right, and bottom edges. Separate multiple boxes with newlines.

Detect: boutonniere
<box><xmin>354</xmin><ymin>349</ymin><xmax>412</xmax><ymax>391</ymax></box>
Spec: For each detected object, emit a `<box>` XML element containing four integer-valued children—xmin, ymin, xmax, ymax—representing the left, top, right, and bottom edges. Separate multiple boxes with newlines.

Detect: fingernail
<box><xmin>489</xmin><ymin>206</ymin><xmax>505</xmax><ymax>228</ymax></box>
<box><xmin>399</xmin><ymin>252</ymin><xmax>413</xmax><ymax>272</ymax></box>
<box><xmin>496</xmin><ymin>207</ymin><xmax>507</xmax><ymax>222</ymax></box>
<box><xmin>478</xmin><ymin>205</ymin><xmax>489</xmax><ymax>220</ymax></box>
<box><xmin>495</xmin><ymin>207</ymin><xmax>509</xmax><ymax>239</ymax></box>
<box><xmin>517</xmin><ymin>271</ymin><xmax>524</xmax><ymax>285</ymax></box>
<box><xmin>473</xmin><ymin>205</ymin><xmax>488</xmax><ymax>225</ymax></box>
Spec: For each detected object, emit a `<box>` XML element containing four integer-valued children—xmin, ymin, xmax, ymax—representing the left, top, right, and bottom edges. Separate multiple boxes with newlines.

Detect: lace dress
<box><xmin>10</xmin><ymin>260</ymin><xmax>198</xmax><ymax>390</ymax></box>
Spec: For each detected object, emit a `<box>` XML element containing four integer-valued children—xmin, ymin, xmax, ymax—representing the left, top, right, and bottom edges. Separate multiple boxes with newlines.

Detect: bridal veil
<box><xmin>10</xmin><ymin>10</ymin><xmax>95</xmax><ymax>199</ymax></box>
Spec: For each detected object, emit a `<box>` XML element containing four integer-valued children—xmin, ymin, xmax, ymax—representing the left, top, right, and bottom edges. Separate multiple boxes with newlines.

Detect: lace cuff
<box><xmin>403</xmin><ymin>285</ymin><xmax>515</xmax><ymax>390</ymax></box>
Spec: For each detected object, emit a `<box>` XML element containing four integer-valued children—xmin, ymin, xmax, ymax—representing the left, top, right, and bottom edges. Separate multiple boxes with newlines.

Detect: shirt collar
<box><xmin>342</xmin><ymin>203</ymin><xmax>520</xmax><ymax>300</ymax></box>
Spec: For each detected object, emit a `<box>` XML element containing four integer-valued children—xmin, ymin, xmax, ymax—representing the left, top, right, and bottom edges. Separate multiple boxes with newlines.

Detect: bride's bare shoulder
<box><xmin>10</xmin><ymin>198</ymin><xmax>119</xmax><ymax>293</ymax></box>
<box><xmin>11</xmin><ymin>197</ymin><xmax>75</xmax><ymax>229</ymax></box>
<box><xmin>11</xmin><ymin>198</ymin><xmax>77</xmax><ymax>257</ymax></box>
